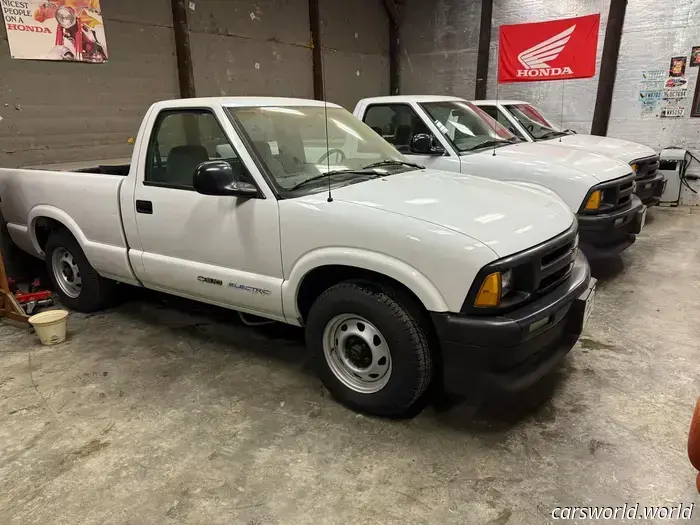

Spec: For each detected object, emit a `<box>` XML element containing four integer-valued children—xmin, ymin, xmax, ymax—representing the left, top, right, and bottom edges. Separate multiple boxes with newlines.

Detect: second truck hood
<box><xmin>483</xmin><ymin>141</ymin><xmax>632</xmax><ymax>183</ymax></box>
<box><xmin>542</xmin><ymin>134</ymin><xmax>657</xmax><ymax>164</ymax></box>
<box><xmin>329</xmin><ymin>169</ymin><xmax>574</xmax><ymax>258</ymax></box>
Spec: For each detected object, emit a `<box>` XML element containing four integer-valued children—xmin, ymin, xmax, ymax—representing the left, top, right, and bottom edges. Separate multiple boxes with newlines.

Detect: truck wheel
<box><xmin>45</xmin><ymin>230</ymin><xmax>114</xmax><ymax>313</ymax></box>
<box><xmin>306</xmin><ymin>282</ymin><xmax>433</xmax><ymax>417</ymax></box>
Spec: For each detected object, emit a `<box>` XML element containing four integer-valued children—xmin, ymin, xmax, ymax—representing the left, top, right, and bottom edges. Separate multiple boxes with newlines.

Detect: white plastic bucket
<box><xmin>28</xmin><ymin>310</ymin><xmax>69</xmax><ymax>346</ymax></box>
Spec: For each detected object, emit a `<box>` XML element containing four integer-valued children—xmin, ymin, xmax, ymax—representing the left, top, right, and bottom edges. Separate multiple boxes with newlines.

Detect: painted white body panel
<box><xmin>354</xmin><ymin>96</ymin><xmax>634</xmax><ymax>211</ymax></box>
<box><xmin>0</xmin><ymin>96</ymin><xmax>574</xmax><ymax>325</ymax></box>
<box><xmin>471</xmin><ymin>100</ymin><xmax>657</xmax><ymax>163</ymax></box>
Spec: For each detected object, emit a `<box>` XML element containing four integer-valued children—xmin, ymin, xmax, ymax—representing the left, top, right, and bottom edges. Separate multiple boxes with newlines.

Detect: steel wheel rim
<box><xmin>322</xmin><ymin>314</ymin><xmax>392</xmax><ymax>394</ymax></box>
<box><xmin>52</xmin><ymin>247</ymin><xmax>82</xmax><ymax>298</ymax></box>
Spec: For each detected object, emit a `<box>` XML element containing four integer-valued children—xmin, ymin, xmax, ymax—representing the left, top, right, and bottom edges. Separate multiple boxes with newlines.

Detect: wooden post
<box><xmin>474</xmin><ymin>0</ymin><xmax>494</xmax><ymax>99</ymax></box>
<box><xmin>171</xmin><ymin>0</ymin><xmax>196</xmax><ymax>99</ymax></box>
<box><xmin>591</xmin><ymin>0</ymin><xmax>627</xmax><ymax>136</ymax></box>
<box><xmin>383</xmin><ymin>0</ymin><xmax>401</xmax><ymax>95</ymax></box>
<box><xmin>309</xmin><ymin>0</ymin><xmax>324</xmax><ymax>100</ymax></box>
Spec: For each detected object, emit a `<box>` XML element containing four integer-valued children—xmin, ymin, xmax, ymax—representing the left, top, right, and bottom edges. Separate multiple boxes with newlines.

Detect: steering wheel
<box><xmin>526</xmin><ymin>124</ymin><xmax>535</xmax><ymax>132</ymax></box>
<box><xmin>318</xmin><ymin>148</ymin><xmax>347</xmax><ymax>165</ymax></box>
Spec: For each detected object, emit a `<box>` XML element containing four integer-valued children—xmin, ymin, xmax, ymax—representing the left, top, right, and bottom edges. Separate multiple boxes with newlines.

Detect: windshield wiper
<box><xmin>360</xmin><ymin>159</ymin><xmax>425</xmax><ymax>170</ymax></box>
<box><xmin>465</xmin><ymin>138</ymin><xmax>515</xmax><ymax>151</ymax></box>
<box><xmin>287</xmin><ymin>169</ymin><xmax>383</xmax><ymax>191</ymax></box>
<box><xmin>538</xmin><ymin>130</ymin><xmax>568</xmax><ymax>140</ymax></box>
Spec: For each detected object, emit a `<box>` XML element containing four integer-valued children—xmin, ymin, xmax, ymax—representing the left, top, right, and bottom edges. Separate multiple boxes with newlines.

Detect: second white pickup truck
<box><xmin>471</xmin><ymin>100</ymin><xmax>666</xmax><ymax>206</ymax></box>
<box><xmin>354</xmin><ymin>96</ymin><xmax>647</xmax><ymax>260</ymax></box>
<box><xmin>0</xmin><ymin>97</ymin><xmax>595</xmax><ymax>416</ymax></box>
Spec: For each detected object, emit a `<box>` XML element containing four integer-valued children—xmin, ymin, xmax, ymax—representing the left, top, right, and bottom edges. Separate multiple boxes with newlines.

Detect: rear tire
<box><xmin>45</xmin><ymin>229</ymin><xmax>115</xmax><ymax>312</ymax></box>
<box><xmin>306</xmin><ymin>282</ymin><xmax>433</xmax><ymax>417</ymax></box>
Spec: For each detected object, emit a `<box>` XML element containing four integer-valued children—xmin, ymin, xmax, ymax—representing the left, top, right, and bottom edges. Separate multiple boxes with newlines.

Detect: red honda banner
<box><xmin>498</xmin><ymin>14</ymin><xmax>600</xmax><ymax>83</ymax></box>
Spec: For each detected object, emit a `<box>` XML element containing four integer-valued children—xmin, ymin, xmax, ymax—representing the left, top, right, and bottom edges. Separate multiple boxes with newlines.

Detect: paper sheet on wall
<box><xmin>0</xmin><ymin>1</ymin><xmax>107</xmax><ymax>62</ymax></box>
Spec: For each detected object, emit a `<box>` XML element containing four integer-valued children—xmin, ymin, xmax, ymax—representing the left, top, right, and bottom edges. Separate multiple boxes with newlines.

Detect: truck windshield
<box><xmin>505</xmin><ymin>104</ymin><xmax>568</xmax><ymax>141</ymax></box>
<box><xmin>227</xmin><ymin>106</ymin><xmax>417</xmax><ymax>196</ymax></box>
<box><xmin>420</xmin><ymin>101</ymin><xmax>518</xmax><ymax>153</ymax></box>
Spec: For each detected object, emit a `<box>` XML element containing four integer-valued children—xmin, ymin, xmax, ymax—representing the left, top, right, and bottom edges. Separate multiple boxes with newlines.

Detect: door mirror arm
<box><xmin>193</xmin><ymin>160</ymin><xmax>259</xmax><ymax>197</ymax></box>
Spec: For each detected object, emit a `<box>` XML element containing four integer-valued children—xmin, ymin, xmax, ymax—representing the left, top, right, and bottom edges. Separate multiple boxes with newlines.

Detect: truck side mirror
<box><xmin>193</xmin><ymin>160</ymin><xmax>259</xmax><ymax>197</ymax></box>
<box><xmin>410</xmin><ymin>134</ymin><xmax>445</xmax><ymax>155</ymax></box>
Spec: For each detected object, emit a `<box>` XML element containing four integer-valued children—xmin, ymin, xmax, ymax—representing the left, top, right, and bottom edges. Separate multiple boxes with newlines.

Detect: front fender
<box><xmin>282</xmin><ymin>247</ymin><xmax>449</xmax><ymax>324</ymax></box>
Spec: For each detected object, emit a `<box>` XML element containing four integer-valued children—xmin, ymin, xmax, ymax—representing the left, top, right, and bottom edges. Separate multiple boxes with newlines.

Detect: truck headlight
<box><xmin>584</xmin><ymin>190</ymin><xmax>602</xmax><ymax>211</ymax></box>
<box><xmin>474</xmin><ymin>269</ymin><xmax>513</xmax><ymax>307</ymax></box>
<box><xmin>56</xmin><ymin>7</ymin><xmax>77</xmax><ymax>28</ymax></box>
<box><xmin>501</xmin><ymin>269</ymin><xmax>513</xmax><ymax>298</ymax></box>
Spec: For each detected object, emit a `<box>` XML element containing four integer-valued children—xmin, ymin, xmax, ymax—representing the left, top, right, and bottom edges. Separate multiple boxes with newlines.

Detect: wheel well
<box><xmin>296</xmin><ymin>265</ymin><xmax>428</xmax><ymax>323</ymax></box>
<box><xmin>34</xmin><ymin>217</ymin><xmax>67</xmax><ymax>253</ymax></box>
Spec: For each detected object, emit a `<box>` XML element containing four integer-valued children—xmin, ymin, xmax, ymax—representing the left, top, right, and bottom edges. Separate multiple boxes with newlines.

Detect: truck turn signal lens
<box><xmin>474</xmin><ymin>272</ymin><xmax>501</xmax><ymax>307</ymax></box>
<box><xmin>584</xmin><ymin>190</ymin><xmax>602</xmax><ymax>211</ymax></box>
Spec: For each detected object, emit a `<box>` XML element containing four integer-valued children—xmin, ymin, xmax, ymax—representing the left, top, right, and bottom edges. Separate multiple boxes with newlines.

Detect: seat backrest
<box><xmin>166</xmin><ymin>145</ymin><xmax>209</xmax><ymax>187</ymax></box>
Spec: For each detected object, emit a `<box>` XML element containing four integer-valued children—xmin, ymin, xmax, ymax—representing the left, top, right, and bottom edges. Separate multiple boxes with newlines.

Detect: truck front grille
<box><xmin>633</xmin><ymin>155</ymin><xmax>660</xmax><ymax>182</ymax></box>
<box><xmin>535</xmin><ymin>235</ymin><xmax>577</xmax><ymax>295</ymax></box>
<box><xmin>602</xmin><ymin>177</ymin><xmax>636</xmax><ymax>211</ymax></box>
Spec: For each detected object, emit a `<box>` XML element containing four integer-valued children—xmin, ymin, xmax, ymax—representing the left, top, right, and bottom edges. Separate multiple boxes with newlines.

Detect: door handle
<box><xmin>136</xmin><ymin>200</ymin><xmax>153</xmax><ymax>214</ymax></box>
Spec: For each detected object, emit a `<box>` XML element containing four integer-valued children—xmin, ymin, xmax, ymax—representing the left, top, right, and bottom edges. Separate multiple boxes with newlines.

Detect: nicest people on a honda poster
<box><xmin>1</xmin><ymin>0</ymin><xmax>107</xmax><ymax>62</ymax></box>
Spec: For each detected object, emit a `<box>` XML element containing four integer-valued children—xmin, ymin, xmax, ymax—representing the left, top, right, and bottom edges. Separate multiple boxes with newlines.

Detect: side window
<box><xmin>480</xmin><ymin>106</ymin><xmax>525</xmax><ymax>140</ymax></box>
<box><xmin>146</xmin><ymin>110</ymin><xmax>245</xmax><ymax>188</ymax></box>
<box><xmin>363</xmin><ymin>104</ymin><xmax>432</xmax><ymax>154</ymax></box>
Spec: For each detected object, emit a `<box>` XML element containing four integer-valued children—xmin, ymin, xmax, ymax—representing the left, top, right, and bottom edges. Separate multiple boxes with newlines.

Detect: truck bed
<box><xmin>22</xmin><ymin>158</ymin><xmax>131</xmax><ymax>176</ymax></box>
<box><xmin>0</xmin><ymin>166</ymin><xmax>129</xmax><ymax>275</ymax></box>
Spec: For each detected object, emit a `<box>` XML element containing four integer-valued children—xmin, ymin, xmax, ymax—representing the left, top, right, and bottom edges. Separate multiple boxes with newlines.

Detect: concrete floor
<box><xmin>1</xmin><ymin>207</ymin><xmax>699</xmax><ymax>525</ymax></box>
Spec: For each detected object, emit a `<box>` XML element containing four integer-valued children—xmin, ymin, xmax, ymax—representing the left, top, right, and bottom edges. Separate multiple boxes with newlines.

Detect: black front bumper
<box><xmin>431</xmin><ymin>254</ymin><xmax>594</xmax><ymax>396</ymax></box>
<box><xmin>635</xmin><ymin>173</ymin><xmax>666</xmax><ymax>206</ymax></box>
<box><xmin>577</xmin><ymin>195</ymin><xmax>645</xmax><ymax>260</ymax></box>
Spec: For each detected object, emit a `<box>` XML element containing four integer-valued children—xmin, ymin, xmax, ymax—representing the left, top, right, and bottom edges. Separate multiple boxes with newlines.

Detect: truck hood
<box><xmin>541</xmin><ymin>134</ymin><xmax>657</xmax><ymax>164</ymax></box>
<box><xmin>480</xmin><ymin>141</ymin><xmax>632</xmax><ymax>183</ymax></box>
<box><xmin>328</xmin><ymin>169</ymin><xmax>574</xmax><ymax>258</ymax></box>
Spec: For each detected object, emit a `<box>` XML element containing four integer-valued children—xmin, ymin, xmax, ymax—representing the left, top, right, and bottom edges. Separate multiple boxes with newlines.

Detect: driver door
<box><xmin>361</xmin><ymin>103</ymin><xmax>458</xmax><ymax>172</ymax></box>
<box><xmin>131</xmin><ymin>108</ymin><xmax>284</xmax><ymax>318</ymax></box>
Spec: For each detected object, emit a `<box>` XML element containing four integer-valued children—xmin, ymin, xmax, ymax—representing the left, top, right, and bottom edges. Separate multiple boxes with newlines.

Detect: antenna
<box><xmin>492</xmin><ymin>80</ymin><xmax>500</xmax><ymax>156</ymax></box>
<box><xmin>559</xmin><ymin>81</ymin><xmax>565</xmax><ymax>142</ymax></box>
<box><xmin>319</xmin><ymin>39</ymin><xmax>333</xmax><ymax>202</ymax></box>
<box><xmin>323</xmin><ymin>97</ymin><xmax>333</xmax><ymax>202</ymax></box>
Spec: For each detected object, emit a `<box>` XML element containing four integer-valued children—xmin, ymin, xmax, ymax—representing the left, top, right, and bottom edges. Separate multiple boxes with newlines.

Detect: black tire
<box><xmin>306</xmin><ymin>282</ymin><xmax>433</xmax><ymax>417</ymax></box>
<box><xmin>45</xmin><ymin>229</ymin><xmax>115</xmax><ymax>312</ymax></box>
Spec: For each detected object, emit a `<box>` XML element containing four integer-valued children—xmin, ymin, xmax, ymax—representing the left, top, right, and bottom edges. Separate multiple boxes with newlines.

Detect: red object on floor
<box><xmin>15</xmin><ymin>290</ymin><xmax>52</xmax><ymax>304</ymax></box>
<box><xmin>688</xmin><ymin>398</ymin><xmax>700</xmax><ymax>493</ymax></box>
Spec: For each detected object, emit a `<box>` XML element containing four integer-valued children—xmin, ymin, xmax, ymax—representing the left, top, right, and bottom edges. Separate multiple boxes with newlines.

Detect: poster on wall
<box><xmin>691</xmin><ymin>47</ymin><xmax>700</xmax><ymax>67</ymax></box>
<box><xmin>0</xmin><ymin>1</ymin><xmax>108</xmax><ymax>62</ymax></box>
<box><xmin>668</xmin><ymin>56</ymin><xmax>687</xmax><ymax>77</ymax></box>
<box><xmin>498</xmin><ymin>13</ymin><xmax>600</xmax><ymax>83</ymax></box>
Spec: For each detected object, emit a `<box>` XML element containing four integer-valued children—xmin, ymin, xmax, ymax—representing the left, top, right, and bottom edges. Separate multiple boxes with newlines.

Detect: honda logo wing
<box><xmin>517</xmin><ymin>25</ymin><xmax>576</xmax><ymax>70</ymax></box>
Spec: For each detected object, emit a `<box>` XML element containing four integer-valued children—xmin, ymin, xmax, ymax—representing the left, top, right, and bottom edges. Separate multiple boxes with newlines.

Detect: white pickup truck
<box><xmin>0</xmin><ymin>97</ymin><xmax>595</xmax><ymax>416</ymax></box>
<box><xmin>471</xmin><ymin>100</ymin><xmax>666</xmax><ymax>206</ymax></box>
<box><xmin>354</xmin><ymin>96</ymin><xmax>646</xmax><ymax>260</ymax></box>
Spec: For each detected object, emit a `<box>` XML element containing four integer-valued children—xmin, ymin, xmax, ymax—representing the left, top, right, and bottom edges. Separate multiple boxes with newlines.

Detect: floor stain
<box><xmin>588</xmin><ymin>438</ymin><xmax>613</xmax><ymax>455</ymax></box>
<box><xmin>487</xmin><ymin>508</ymin><xmax>512</xmax><ymax>525</ymax></box>
<box><xmin>72</xmin><ymin>439</ymin><xmax>110</xmax><ymax>458</ymax></box>
<box><xmin>579</xmin><ymin>338</ymin><xmax>615</xmax><ymax>350</ymax></box>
